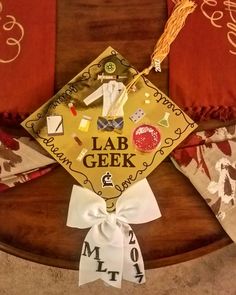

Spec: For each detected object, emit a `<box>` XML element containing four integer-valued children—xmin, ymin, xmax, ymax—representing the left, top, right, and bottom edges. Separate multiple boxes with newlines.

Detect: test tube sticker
<box><xmin>46</xmin><ymin>115</ymin><xmax>64</xmax><ymax>135</ymax></box>
<box><xmin>130</xmin><ymin>85</ymin><xmax>137</xmax><ymax>92</ymax></box>
<box><xmin>78</xmin><ymin>115</ymin><xmax>92</xmax><ymax>132</ymax></box>
<box><xmin>68</xmin><ymin>102</ymin><xmax>77</xmax><ymax>116</ymax></box>
<box><xmin>72</xmin><ymin>133</ymin><xmax>82</xmax><ymax>146</ymax></box>
<box><xmin>144</xmin><ymin>92</ymin><xmax>151</xmax><ymax>104</ymax></box>
<box><xmin>76</xmin><ymin>148</ymin><xmax>88</xmax><ymax>161</ymax></box>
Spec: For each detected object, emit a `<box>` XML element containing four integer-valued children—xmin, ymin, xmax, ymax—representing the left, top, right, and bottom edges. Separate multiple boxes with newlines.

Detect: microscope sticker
<box><xmin>102</xmin><ymin>171</ymin><xmax>114</xmax><ymax>187</ymax></box>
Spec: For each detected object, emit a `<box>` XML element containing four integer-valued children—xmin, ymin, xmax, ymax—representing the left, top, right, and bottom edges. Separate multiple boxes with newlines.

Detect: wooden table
<box><xmin>0</xmin><ymin>0</ymin><xmax>232</xmax><ymax>270</ymax></box>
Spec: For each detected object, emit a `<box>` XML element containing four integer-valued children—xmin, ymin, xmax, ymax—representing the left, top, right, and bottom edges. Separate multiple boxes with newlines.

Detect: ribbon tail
<box><xmin>79</xmin><ymin>224</ymin><xmax>124</xmax><ymax>288</ymax></box>
<box><xmin>122</xmin><ymin>224</ymin><xmax>146</xmax><ymax>284</ymax></box>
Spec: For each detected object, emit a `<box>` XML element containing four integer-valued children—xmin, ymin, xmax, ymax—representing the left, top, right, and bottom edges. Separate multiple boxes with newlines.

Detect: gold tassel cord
<box><xmin>151</xmin><ymin>0</ymin><xmax>197</xmax><ymax>69</ymax></box>
<box><xmin>108</xmin><ymin>0</ymin><xmax>197</xmax><ymax>117</ymax></box>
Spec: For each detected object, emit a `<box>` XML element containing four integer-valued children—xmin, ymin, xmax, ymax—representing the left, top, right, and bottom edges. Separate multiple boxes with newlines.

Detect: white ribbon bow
<box><xmin>67</xmin><ymin>179</ymin><xmax>161</xmax><ymax>288</ymax></box>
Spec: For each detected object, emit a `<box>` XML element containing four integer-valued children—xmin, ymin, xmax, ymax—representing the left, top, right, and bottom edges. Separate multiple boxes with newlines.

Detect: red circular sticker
<box><xmin>132</xmin><ymin>124</ymin><xmax>161</xmax><ymax>152</ymax></box>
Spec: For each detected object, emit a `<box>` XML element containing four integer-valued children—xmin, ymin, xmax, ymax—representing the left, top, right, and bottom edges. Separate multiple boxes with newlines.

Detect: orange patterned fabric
<box><xmin>0</xmin><ymin>0</ymin><xmax>55</xmax><ymax>125</ymax></box>
<box><xmin>168</xmin><ymin>0</ymin><xmax>236</xmax><ymax>122</ymax></box>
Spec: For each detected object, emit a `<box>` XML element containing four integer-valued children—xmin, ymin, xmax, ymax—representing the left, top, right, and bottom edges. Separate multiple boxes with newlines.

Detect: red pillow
<box><xmin>168</xmin><ymin>0</ymin><xmax>236</xmax><ymax>122</ymax></box>
<box><xmin>0</xmin><ymin>0</ymin><xmax>56</xmax><ymax>126</ymax></box>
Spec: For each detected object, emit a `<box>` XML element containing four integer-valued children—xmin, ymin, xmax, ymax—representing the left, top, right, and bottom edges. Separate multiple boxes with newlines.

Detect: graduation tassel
<box><xmin>108</xmin><ymin>0</ymin><xmax>196</xmax><ymax>117</ymax></box>
<box><xmin>151</xmin><ymin>0</ymin><xmax>197</xmax><ymax>72</ymax></box>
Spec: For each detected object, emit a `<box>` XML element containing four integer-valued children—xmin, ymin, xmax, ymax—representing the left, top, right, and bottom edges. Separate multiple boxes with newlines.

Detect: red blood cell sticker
<box><xmin>132</xmin><ymin>124</ymin><xmax>161</xmax><ymax>152</ymax></box>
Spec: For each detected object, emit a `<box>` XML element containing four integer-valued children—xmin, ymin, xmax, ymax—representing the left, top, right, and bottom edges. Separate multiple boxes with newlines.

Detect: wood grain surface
<box><xmin>0</xmin><ymin>0</ymin><xmax>232</xmax><ymax>269</ymax></box>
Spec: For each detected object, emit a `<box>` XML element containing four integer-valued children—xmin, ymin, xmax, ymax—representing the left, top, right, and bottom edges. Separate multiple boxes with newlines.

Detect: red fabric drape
<box><xmin>168</xmin><ymin>0</ymin><xmax>236</xmax><ymax>122</ymax></box>
<box><xmin>0</xmin><ymin>0</ymin><xmax>56</xmax><ymax>125</ymax></box>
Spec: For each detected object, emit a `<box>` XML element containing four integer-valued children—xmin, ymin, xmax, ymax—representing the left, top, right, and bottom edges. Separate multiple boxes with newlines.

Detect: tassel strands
<box><xmin>151</xmin><ymin>0</ymin><xmax>197</xmax><ymax>72</ymax></box>
<box><xmin>108</xmin><ymin>0</ymin><xmax>196</xmax><ymax>117</ymax></box>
